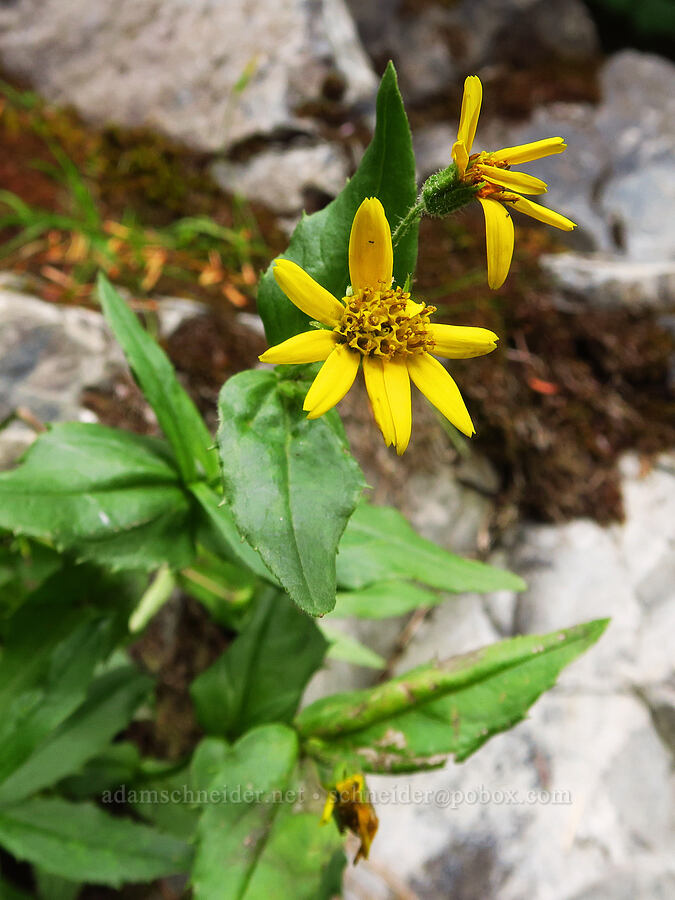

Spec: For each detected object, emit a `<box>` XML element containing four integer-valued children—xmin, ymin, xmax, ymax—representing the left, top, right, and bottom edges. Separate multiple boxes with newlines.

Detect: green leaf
<box><xmin>319</xmin><ymin>625</ymin><xmax>386</xmax><ymax>669</ymax></box>
<box><xmin>257</xmin><ymin>62</ymin><xmax>418</xmax><ymax>346</ymax></box>
<box><xmin>59</xmin><ymin>742</ymin><xmax>142</xmax><ymax>800</ymax></box>
<box><xmin>217</xmin><ymin>370</ymin><xmax>364</xmax><ymax>615</ymax></box>
<box><xmin>0</xmin><ymin>566</ymin><xmax>136</xmax><ymax>784</ymax></box>
<box><xmin>317</xmin><ymin>850</ymin><xmax>347</xmax><ymax>900</ymax></box>
<box><xmin>297</xmin><ymin>619</ymin><xmax>609</xmax><ymax>773</ymax></box>
<box><xmin>129</xmin><ymin>765</ymin><xmax>201</xmax><ymax>841</ymax></box>
<box><xmin>34</xmin><ymin>869</ymin><xmax>80</xmax><ymax>900</ymax></box>
<box><xmin>0</xmin><ymin>536</ymin><xmax>61</xmax><ymax>622</ymax></box>
<box><xmin>332</xmin><ymin>580</ymin><xmax>442</xmax><ymax>619</ymax></box>
<box><xmin>190</xmin><ymin>737</ymin><xmax>230</xmax><ymax>794</ymax></box>
<box><xmin>97</xmin><ymin>272</ymin><xmax>218</xmax><ymax>483</ymax></box>
<box><xmin>190</xmin><ymin>481</ymin><xmax>276</xmax><ymax>583</ymax></box>
<box><xmin>0</xmin><ymin>798</ymin><xmax>192</xmax><ymax>886</ymax></box>
<box><xmin>0</xmin><ymin>666</ymin><xmax>152</xmax><ymax>804</ymax></box>
<box><xmin>192</xmin><ymin>726</ymin><xmax>342</xmax><ymax>900</ymax></box>
<box><xmin>0</xmin><ymin>423</ymin><xmax>195</xmax><ymax>570</ymax></box>
<box><xmin>337</xmin><ymin>503</ymin><xmax>526</xmax><ymax>594</ymax></box>
<box><xmin>191</xmin><ymin>588</ymin><xmax>328</xmax><ymax>739</ymax></box>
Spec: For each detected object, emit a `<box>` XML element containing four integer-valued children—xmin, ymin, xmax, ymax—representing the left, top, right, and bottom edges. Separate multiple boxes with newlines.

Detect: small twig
<box><xmin>380</xmin><ymin>606</ymin><xmax>430</xmax><ymax>681</ymax></box>
<box><xmin>15</xmin><ymin>406</ymin><xmax>47</xmax><ymax>433</ymax></box>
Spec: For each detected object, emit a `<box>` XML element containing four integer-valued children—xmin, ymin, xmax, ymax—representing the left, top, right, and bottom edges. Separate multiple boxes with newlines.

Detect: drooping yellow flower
<box><xmin>259</xmin><ymin>198</ymin><xmax>498</xmax><ymax>455</ymax></box>
<box><xmin>452</xmin><ymin>75</ymin><xmax>576</xmax><ymax>290</ymax></box>
<box><xmin>320</xmin><ymin>774</ymin><xmax>379</xmax><ymax>863</ymax></box>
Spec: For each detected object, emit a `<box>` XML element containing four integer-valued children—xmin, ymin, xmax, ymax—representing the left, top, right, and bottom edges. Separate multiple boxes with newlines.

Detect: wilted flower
<box><xmin>320</xmin><ymin>774</ymin><xmax>379</xmax><ymax>863</ymax></box>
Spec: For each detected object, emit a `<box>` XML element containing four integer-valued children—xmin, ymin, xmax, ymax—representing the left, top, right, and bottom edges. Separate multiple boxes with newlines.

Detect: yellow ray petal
<box><xmin>457</xmin><ymin>75</ymin><xmax>482</xmax><ymax>155</ymax></box>
<box><xmin>452</xmin><ymin>139</ymin><xmax>469</xmax><ymax>177</ymax></box>
<box><xmin>273</xmin><ymin>259</ymin><xmax>344</xmax><ymax>327</ymax></box>
<box><xmin>382</xmin><ymin>357</ymin><xmax>412</xmax><ymax>455</ymax></box>
<box><xmin>476</xmin><ymin>164</ymin><xmax>547</xmax><ymax>195</ymax></box>
<box><xmin>408</xmin><ymin>353</ymin><xmax>475</xmax><ymax>437</ymax></box>
<box><xmin>491</xmin><ymin>138</ymin><xmax>567</xmax><ymax>165</ymax></box>
<box><xmin>348</xmin><ymin>197</ymin><xmax>393</xmax><ymax>292</ymax></box>
<box><xmin>428</xmin><ymin>324</ymin><xmax>499</xmax><ymax>359</ymax></box>
<box><xmin>363</xmin><ymin>355</ymin><xmax>395</xmax><ymax>447</ymax></box>
<box><xmin>500</xmin><ymin>195</ymin><xmax>577</xmax><ymax>231</ymax></box>
<box><xmin>259</xmin><ymin>329</ymin><xmax>338</xmax><ymax>364</ymax></box>
<box><xmin>303</xmin><ymin>344</ymin><xmax>360</xmax><ymax>419</ymax></box>
<box><xmin>478</xmin><ymin>197</ymin><xmax>514</xmax><ymax>290</ymax></box>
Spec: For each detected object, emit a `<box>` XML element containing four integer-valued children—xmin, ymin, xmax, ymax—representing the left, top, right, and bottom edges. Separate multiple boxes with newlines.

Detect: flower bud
<box><xmin>421</xmin><ymin>163</ymin><xmax>480</xmax><ymax>218</ymax></box>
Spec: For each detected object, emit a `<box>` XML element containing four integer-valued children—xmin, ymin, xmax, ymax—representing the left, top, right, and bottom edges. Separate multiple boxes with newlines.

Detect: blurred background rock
<box><xmin>0</xmin><ymin>1</ymin><xmax>673</xmax><ymax>898</ymax></box>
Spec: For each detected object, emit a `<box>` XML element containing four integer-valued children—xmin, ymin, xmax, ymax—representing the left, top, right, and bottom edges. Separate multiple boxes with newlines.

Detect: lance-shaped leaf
<box><xmin>192</xmin><ymin>726</ymin><xmax>342</xmax><ymax>900</ymax></box>
<box><xmin>217</xmin><ymin>370</ymin><xmax>364</xmax><ymax>615</ymax></box>
<box><xmin>0</xmin><ymin>666</ymin><xmax>152</xmax><ymax>804</ymax></box>
<box><xmin>296</xmin><ymin>619</ymin><xmax>608</xmax><ymax>773</ymax></box>
<box><xmin>331</xmin><ymin>580</ymin><xmax>443</xmax><ymax>619</ymax></box>
<box><xmin>319</xmin><ymin>624</ymin><xmax>386</xmax><ymax>669</ymax></box>
<box><xmin>191</xmin><ymin>588</ymin><xmax>328</xmax><ymax>739</ymax></box>
<box><xmin>337</xmin><ymin>502</ymin><xmax>526</xmax><ymax>593</ymax></box>
<box><xmin>0</xmin><ymin>798</ymin><xmax>192</xmax><ymax>886</ymax></box>
<box><xmin>97</xmin><ymin>273</ymin><xmax>218</xmax><ymax>484</ymax></box>
<box><xmin>257</xmin><ymin>61</ymin><xmax>418</xmax><ymax>346</ymax></box>
<box><xmin>0</xmin><ymin>422</ymin><xmax>195</xmax><ymax>570</ymax></box>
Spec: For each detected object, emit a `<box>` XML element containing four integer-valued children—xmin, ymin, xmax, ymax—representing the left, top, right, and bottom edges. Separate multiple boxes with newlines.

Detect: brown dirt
<box><xmin>413</xmin><ymin>210</ymin><xmax>675</xmax><ymax>524</ymax></box>
<box><xmin>127</xmin><ymin>596</ymin><xmax>230</xmax><ymax>762</ymax></box>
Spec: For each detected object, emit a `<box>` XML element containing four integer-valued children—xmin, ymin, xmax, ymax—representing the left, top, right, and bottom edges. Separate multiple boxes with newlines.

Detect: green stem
<box><xmin>129</xmin><ymin>564</ymin><xmax>176</xmax><ymax>633</ymax></box>
<box><xmin>391</xmin><ymin>199</ymin><xmax>425</xmax><ymax>248</ymax></box>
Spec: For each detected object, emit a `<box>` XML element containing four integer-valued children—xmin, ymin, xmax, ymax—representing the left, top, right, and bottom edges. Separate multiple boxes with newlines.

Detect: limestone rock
<box><xmin>345</xmin><ymin>453</ymin><xmax>675</xmax><ymax>898</ymax></box>
<box><xmin>540</xmin><ymin>253</ymin><xmax>675</xmax><ymax>310</ymax></box>
<box><xmin>211</xmin><ymin>142</ymin><xmax>350</xmax><ymax>214</ymax></box>
<box><xmin>0</xmin><ymin>285</ymin><xmax>124</xmax><ymax>426</ymax></box>
<box><xmin>347</xmin><ymin>0</ymin><xmax>597</xmax><ymax>103</ymax></box>
<box><xmin>0</xmin><ymin>0</ymin><xmax>376</xmax><ymax>153</ymax></box>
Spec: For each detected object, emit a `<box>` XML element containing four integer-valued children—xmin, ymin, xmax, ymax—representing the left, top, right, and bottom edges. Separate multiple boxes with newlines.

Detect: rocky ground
<box><xmin>0</xmin><ymin>1</ymin><xmax>674</xmax><ymax>898</ymax></box>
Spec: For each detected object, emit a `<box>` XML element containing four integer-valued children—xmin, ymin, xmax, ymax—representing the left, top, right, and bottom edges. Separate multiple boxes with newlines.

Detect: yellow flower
<box><xmin>452</xmin><ymin>75</ymin><xmax>576</xmax><ymax>290</ymax></box>
<box><xmin>259</xmin><ymin>198</ymin><xmax>498</xmax><ymax>455</ymax></box>
<box><xmin>320</xmin><ymin>774</ymin><xmax>379</xmax><ymax>863</ymax></box>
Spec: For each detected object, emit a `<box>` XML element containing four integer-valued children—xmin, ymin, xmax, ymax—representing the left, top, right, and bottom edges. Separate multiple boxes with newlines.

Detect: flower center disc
<box><xmin>335</xmin><ymin>286</ymin><xmax>436</xmax><ymax>359</ymax></box>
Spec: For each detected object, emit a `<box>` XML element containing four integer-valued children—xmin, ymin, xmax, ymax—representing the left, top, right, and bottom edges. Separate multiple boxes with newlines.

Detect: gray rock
<box><xmin>479</xmin><ymin>51</ymin><xmax>675</xmax><ymax>261</ymax></box>
<box><xmin>0</xmin><ymin>285</ymin><xmax>125</xmax><ymax>427</ymax></box>
<box><xmin>514</xmin><ymin>454</ymin><xmax>675</xmax><ymax>691</ymax></box>
<box><xmin>398</xmin><ymin>460</ymin><xmax>497</xmax><ymax>557</ymax></box>
<box><xmin>347</xmin><ymin>0</ymin><xmax>598</xmax><ymax>103</ymax></box>
<box><xmin>602</xmin><ymin>161</ymin><xmax>675</xmax><ymax>261</ymax></box>
<box><xmin>344</xmin><ymin>452</ymin><xmax>675</xmax><ymax>897</ymax></box>
<box><xmin>392</xmin><ymin>592</ymin><xmax>500</xmax><ymax>675</ymax></box>
<box><xmin>540</xmin><ymin>253</ymin><xmax>675</xmax><ymax>311</ymax></box>
<box><xmin>597</xmin><ymin>51</ymin><xmax>675</xmax><ymax>173</ymax></box>
<box><xmin>413</xmin><ymin>123</ymin><xmax>456</xmax><ymax>180</ymax></box>
<box><xmin>0</xmin><ymin>420</ymin><xmax>37</xmax><ymax>472</ymax></box>
<box><xmin>0</xmin><ymin>0</ymin><xmax>376</xmax><ymax>153</ymax></box>
<box><xmin>487</xmin><ymin>0</ymin><xmax>598</xmax><ymax>67</ymax></box>
<box><xmin>211</xmin><ymin>142</ymin><xmax>350</xmax><ymax>214</ymax></box>
<box><xmin>569</xmin><ymin>867</ymin><xmax>675</xmax><ymax>900</ymax></box>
